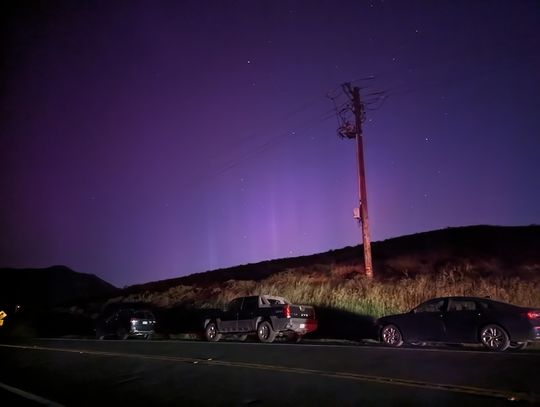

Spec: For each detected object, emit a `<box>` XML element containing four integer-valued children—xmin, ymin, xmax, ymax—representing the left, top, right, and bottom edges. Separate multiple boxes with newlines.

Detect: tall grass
<box><xmin>116</xmin><ymin>265</ymin><xmax>540</xmax><ymax>318</ymax></box>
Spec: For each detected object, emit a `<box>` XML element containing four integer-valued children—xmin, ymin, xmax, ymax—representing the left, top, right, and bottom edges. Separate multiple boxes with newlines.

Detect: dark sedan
<box><xmin>377</xmin><ymin>296</ymin><xmax>540</xmax><ymax>351</ymax></box>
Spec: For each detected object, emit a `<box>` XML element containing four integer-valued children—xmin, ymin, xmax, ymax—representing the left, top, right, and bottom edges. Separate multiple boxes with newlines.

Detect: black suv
<box><xmin>96</xmin><ymin>308</ymin><xmax>156</xmax><ymax>340</ymax></box>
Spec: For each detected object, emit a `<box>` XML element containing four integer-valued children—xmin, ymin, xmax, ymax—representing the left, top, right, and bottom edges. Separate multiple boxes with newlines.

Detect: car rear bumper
<box><xmin>129</xmin><ymin>327</ymin><xmax>154</xmax><ymax>336</ymax></box>
<box><xmin>517</xmin><ymin>326</ymin><xmax>540</xmax><ymax>342</ymax></box>
<box><xmin>284</xmin><ymin>318</ymin><xmax>318</xmax><ymax>335</ymax></box>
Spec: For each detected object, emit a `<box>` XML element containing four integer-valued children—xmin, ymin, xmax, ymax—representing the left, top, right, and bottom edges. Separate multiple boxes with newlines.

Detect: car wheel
<box><xmin>95</xmin><ymin>328</ymin><xmax>105</xmax><ymax>340</ymax></box>
<box><xmin>205</xmin><ymin>322</ymin><xmax>221</xmax><ymax>342</ymax></box>
<box><xmin>116</xmin><ymin>327</ymin><xmax>128</xmax><ymax>340</ymax></box>
<box><xmin>509</xmin><ymin>341</ymin><xmax>528</xmax><ymax>350</ymax></box>
<box><xmin>381</xmin><ymin>324</ymin><xmax>404</xmax><ymax>347</ymax></box>
<box><xmin>257</xmin><ymin>321</ymin><xmax>276</xmax><ymax>343</ymax></box>
<box><xmin>480</xmin><ymin>324</ymin><xmax>510</xmax><ymax>351</ymax></box>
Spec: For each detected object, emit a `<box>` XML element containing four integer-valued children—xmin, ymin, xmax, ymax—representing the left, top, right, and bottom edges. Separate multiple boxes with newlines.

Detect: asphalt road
<box><xmin>0</xmin><ymin>338</ymin><xmax>538</xmax><ymax>406</ymax></box>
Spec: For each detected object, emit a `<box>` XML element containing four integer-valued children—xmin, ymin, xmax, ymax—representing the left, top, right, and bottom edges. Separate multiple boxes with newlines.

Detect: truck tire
<box><xmin>257</xmin><ymin>321</ymin><xmax>276</xmax><ymax>343</ymax></box>
<box><xmin>205</xmin><ymin>322</ymin><xmax>221</xmax><ymax>342</ymax></box>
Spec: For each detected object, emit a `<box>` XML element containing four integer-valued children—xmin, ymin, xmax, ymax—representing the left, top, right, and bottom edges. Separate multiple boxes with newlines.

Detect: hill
<box><xmin>126</xmin><ymin>225</ymin><xmax>540</xmax><ymax>292</ymax></box>
<box><xmin>83</xmin><ymin>225</ymin><xmax>538</xmax><ymax>339</ymax></box>
<box><xmin>0</xmin><ymin>265</ymin><xmax>119</xmax><ymax>308</ymax></box>
<box><xmin>4</xmin><ymin>226</ymin><xmax>539</xmax><ymax>339</ymax></box>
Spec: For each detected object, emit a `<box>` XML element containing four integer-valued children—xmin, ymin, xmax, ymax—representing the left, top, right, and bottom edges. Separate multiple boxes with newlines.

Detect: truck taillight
<box><xmin>284</xmin><ymin>304</ymin><xmax>291</xmax><ymax>318</ymax></box>
<box><xmin>527</xmin><ymin>311</ymin><xmax>540</xmax><ymax>320</ymax></box>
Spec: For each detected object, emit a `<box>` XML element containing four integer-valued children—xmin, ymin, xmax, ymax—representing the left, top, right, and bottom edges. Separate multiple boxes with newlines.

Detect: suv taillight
<box><xmin>527</xmin><ymin>311</ymin><xmax>540</xmax><ymax>320</ymax></box>
<box><xmin>283</xmin><ymin>304</ymin><xmax>291</xmax><ymax>318</ymax></box>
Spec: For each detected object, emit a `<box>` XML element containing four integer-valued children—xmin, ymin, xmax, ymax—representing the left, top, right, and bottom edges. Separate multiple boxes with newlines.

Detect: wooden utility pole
<box><xmin>340</xmin><ymin>83</ymin><xmax>374</xmax><ymax>278</ymax></box>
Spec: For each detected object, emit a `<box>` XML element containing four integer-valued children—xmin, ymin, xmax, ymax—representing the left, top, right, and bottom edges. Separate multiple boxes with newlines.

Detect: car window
<box><xmin>119</xmin><ymin>309</ymin><xmax>135</xmax><ymax>318</ymax></box>
<box><xmin>478</xmin><ymin>301</ymin><xmax>490</xmax><ymax>309</ymax></box>
<box><xmin>242</xmin><ymin>296</ymin><xmax>259</xmax><ymax>311</ymax></box>
<box><xmin>227</xmin><ymin>298</ymin><xmax>243</xmax><ymax>312</ymax></box>
<box><xmin>448</xmin><ymin>300</ymin><xmax>477</xmax><ymax>312</ymax></box>
<box><xmin>414</xmin><ymin>299</ymin><xmax>445</xmax><ymax>313</ymax></box>
<box><xmin>267</xmin><ymin>298</ymin><xmax>288</xmax><ymax>305</ymax></box>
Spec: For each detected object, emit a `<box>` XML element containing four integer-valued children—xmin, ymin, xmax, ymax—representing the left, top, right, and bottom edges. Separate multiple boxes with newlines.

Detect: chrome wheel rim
<box><xmin>481</xmin><ymin>327</ymin><xmax>504</xmax><ymax>349</ymax></box>
<box><xmin>382</xmin><ymin>326</ymin><xmax>401</xmax><ymax>345</ymax></box>
<box><xmin>259</xmin><ymin>325</ymin><xmax>269</xmax><ymax>340</ymax></box>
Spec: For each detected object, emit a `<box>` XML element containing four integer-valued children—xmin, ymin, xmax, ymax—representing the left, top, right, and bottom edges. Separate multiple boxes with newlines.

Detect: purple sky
<box><xmin>1</xmin><ymin>1</ymin><xmax>539</xmax><ymax>287</ymax></box>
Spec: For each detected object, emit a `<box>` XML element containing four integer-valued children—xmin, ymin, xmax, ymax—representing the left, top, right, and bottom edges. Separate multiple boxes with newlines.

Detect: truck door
<box><xmin>220</xmin><ymin>298</ymin><xmax>243</xmax><ymax>332</ymax></box>
<box><xmin>237</xmin><ymin>296</ymin><xmax>259</xmax><ymax>332</ymax></box>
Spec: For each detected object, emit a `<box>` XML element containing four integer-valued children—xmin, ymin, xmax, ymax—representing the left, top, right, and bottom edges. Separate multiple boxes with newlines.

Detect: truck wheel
<box><xmin>205</xmin><ymin>322</ymin><xmax>221</xmax><ymax>342</ymax></box>
<box><xmin>257</xmin><ymin>321</ymin><xmax>276</xmax><ymax>343</ymax></box>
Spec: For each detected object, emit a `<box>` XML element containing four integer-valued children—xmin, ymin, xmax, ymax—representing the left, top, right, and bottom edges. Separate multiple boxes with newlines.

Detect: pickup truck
<box><xmin>203</xmin><ymin>295</ymin><xmax>317</xmax><ymax>343</ymax></box>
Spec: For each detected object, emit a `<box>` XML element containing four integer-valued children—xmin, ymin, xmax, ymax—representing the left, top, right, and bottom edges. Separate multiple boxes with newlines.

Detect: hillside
<box><xmin>0</xmin><ymin>265</ymin><xmax>119</xmax><ymax>308</ymax></box>
<box><xmin>96</xmin><ymin>225</ymin><xmax>540</xmax><ymax>323</ymax></box>
<box><xmin>4</xmin><ymin>226</ymin><xmax>539</xmax><ymax>339</ymax></box>
<box><xmin>126</xmin><ymin>225</ymin><xmax>540</xmax><ymax>294</ymax></box>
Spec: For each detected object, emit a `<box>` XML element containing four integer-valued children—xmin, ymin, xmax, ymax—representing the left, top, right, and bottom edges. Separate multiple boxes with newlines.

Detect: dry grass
<box><xmin>112</xmin><ymin>263</ymin><xmax>540</xmax><ymax>317</ymax></box>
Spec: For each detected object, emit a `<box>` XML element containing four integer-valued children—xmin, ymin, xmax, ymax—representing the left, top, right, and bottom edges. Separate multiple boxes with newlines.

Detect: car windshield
<box><xmin>134</xmin><ymin>311</ymin><xmax>154</xmax><ymax>319</ymax></box>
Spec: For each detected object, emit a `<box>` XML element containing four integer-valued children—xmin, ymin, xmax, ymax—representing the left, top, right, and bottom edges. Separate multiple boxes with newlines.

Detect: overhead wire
<box><xmin>174</xmin><ymin>40</ymin><xmax>540</xmax><ymax>195</ymax></box>
<box><xmin>173</xmin><ymin>96</ymin><xmax>344</xmax><ymax>193</ymax></box>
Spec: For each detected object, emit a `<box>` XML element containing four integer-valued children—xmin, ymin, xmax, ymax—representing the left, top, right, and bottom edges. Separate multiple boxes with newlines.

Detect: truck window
<box><xmin>242</xmin><ymin>296</ymin><xmax>259</xmax><ymax>311</ymax></box>
<box><xmin>227</xmin><ymin>298</ymin><xmax>243</xmax><ymax>312</ymax></box>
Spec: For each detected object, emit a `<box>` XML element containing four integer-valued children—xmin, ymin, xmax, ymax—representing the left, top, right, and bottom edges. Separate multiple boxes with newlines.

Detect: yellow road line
<box><xmin>0</xmin><ymin>344</ymin><xmax>536</xmax><ymax>403</ymax></box>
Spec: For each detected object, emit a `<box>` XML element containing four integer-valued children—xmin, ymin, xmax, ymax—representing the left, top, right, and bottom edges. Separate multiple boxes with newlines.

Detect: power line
<box><xmin>172</xmin><ymin>100</ymin><xmax>339</xmax><ymax>194</ymax></box>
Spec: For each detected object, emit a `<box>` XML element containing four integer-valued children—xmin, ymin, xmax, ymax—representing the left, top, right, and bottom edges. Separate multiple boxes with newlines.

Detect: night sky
<box><xmin>1</xmin><ymin>1</ymin><xmax>539</xmax><ymax>287</ymax></box>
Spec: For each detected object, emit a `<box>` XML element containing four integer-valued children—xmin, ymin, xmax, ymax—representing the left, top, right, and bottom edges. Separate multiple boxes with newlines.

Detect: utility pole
<box><xmin>337</xmin><ymin>83</ymin><xmax>374</xmax><ymax>278</ymax></box>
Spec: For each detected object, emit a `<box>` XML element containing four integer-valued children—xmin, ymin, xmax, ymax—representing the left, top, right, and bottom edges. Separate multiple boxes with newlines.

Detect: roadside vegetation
<box><xmin>114</xmin><ymin>263</ymin><xmax>540</xmax><ymax>318</ymax></box>
<box><xmin>7</xmin><ymin>226</ymin><xmax>538</xmax><ymax>339</ymax></box>
<box><xmin>77</xmin><ymin>226</ymin><xmax>539</xmax><ymax>321</ymax></box>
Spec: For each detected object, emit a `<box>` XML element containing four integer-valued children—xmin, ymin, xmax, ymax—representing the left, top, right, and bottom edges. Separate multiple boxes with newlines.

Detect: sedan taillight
<box><xmin>526</xmin><ymin>311</ymin><xmax>540</xmax><ymax>320</ymax></box>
